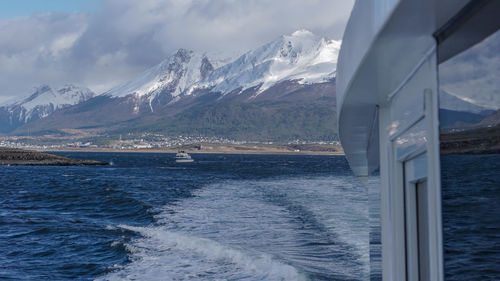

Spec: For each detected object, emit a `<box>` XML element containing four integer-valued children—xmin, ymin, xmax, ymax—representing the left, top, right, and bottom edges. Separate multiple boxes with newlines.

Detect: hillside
<box><xmin>0</xmin><ymin>85</ymin><xmax>95</xmax><ymax>134</ymax></box>
<box><xmin>10</xmin><ymin>31</ymin><xmax>339</xmax><ymax>142</ymax></box>
<box><xmin>440</xmin><ymin>123</ymin><xmax>500</xmax><ymax>154</ymax></box>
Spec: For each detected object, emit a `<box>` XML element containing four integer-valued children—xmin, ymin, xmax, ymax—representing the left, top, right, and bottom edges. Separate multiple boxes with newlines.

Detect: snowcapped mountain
<box><xmin>439</xmin><ymin>90</ymin><xmax>496</xmax><ymax>129</ymax></box>
<box><xmin>187</xmin><ymin>29</ymin><xmax>340</xmax><ymax>97</ymax></box>
<box><xmin>8</xmin><ymin>30</ymin><xmax>341</xmax><ymax>139</ymax></box>
<box><xmin>5</xmin><ymin>30</ymin><xmax>497</xmax><ymax>140</ymax></box>
<box><xmin>105</xmin><ymin>49</ymin><xmax>215</xmax><ymax>99</ymax></box>
<box><xmin>0</xmin><ymin>85</ymin><xmax>94</xmax><ymax>133</ymax></box>
<box><xmin>439</xmin><ymin>90</ymin><xmax>493</xmax><ymax>115</ymax></box>
<box><xmin>103</xmin><ymin>30</ymin><xmax>339</xmax><ymax>111</ymax></box>
<box><xmin>104</xmin><ymin>49</ymin><xmax>216</xmax><ymax>112</ymax></box>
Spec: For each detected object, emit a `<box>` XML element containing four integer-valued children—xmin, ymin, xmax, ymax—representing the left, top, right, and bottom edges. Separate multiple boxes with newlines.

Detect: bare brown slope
<box><xmin>11</xmin><ymin>80</ymin><xmax>337</xmax><ymax>142</ymax></box>
<box><xmin>440</xmin><ymin>124</ymin><xmax>500</xmax><ymax>154</ymax></box>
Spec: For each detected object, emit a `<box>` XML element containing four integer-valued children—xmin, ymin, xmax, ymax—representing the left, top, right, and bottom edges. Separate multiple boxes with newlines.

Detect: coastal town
<box><xmin>0</xmin><ymin>133</ymin><xmax>343</xmax><ymax>154</ymax></box>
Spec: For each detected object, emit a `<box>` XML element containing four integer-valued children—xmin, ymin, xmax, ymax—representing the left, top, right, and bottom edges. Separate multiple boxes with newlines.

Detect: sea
<box><xmin>441</xmin><ymin>154</ymin><xmax>500</xmax><ymax>281</ymax></box>
<box><xmin>0</xmin><ymin>153</ymin><xmax>371</xmax><ymax>281</ymax></box>
<box><xmin>1</xmin><ymin>153</ymin><xmax>498</xmax><ymax>281</ymax></box>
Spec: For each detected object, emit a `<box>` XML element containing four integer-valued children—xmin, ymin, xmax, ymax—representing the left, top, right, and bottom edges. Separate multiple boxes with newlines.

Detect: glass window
<box><xmin>439</xmin><ymin>29</ymin><xmax>500</xmax><ymax>280</ymax></box>
<box><xmin>369</xmin><ymin>174</ymin><xmax>382</xmax><ymax>281</ymax></box>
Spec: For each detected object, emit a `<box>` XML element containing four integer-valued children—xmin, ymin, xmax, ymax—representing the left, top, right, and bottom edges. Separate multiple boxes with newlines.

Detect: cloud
<box><xmin>0</xmin><ymin>0</ymin><xmax>354</xmax><ymax>99</ymax></box>
<box><xmin>0</xmin><ymin>13</ymin><xmax>87</xmax><ymax>94</ymax></box>
<box><xmin>440</xmin><ymin>30</ymin><xmax>500</xmax><ymax>110</ymax></box>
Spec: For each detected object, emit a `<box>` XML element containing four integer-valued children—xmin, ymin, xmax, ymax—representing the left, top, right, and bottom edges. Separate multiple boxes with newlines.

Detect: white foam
<box><xmin>251</xmin><ymin>177</ymin><xmax>370</xmax><ymax>278</ymax></box>
<box><xmin>98</xmin><ymin>225</ymin><xmax>307</xmax><ymax>281</ymax></box>
<box><xmin>98</xmin><ymin>176</ymin><xmax>369</xmax><ymax>280</ymax></box>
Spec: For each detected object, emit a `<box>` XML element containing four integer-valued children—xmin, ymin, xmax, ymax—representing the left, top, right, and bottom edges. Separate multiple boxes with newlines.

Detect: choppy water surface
<box><xmin>441</xmin><ymin>154</ymin><xmax>500</xmax><ymax>281</ymax></box>
<box><xmin>0</xmin><ymin>153</ymin><xmax>369</xmax><ymax>280</ymax></box>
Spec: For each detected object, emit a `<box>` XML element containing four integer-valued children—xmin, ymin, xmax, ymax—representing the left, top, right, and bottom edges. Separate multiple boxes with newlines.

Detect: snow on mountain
<box><xmin>439</xmin><ymin>90</ymin><xmax>493</xmax><ymax>115</ymax></box>
<box><xmin>5</xmin><ymin>85</ymin><xmax>95</xmax><ymax>123</ymax></box>
<box><xmin>104</xmin><ymin>49</ymin><xmax>215</xmax><ymax>102</ymax></box>
<box><xmin>98</xmin><ymin>30</ymin><xmax>339</xmax><ymax>112</ymax></box>
<box><xmin>187</xmin><ymin>30</ymin><xmax>340</xmax><ymax>96</ymax></box>
<box><xmin>2</xmin><ymin>30</ymin><xmax>341</xmax><ymax>135</ymax></box>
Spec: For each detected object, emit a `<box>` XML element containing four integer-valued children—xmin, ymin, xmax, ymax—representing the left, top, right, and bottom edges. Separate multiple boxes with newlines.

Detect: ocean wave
<box><xmin>98</xmin><ymin>225</ymin><xmax>307</xmax><ymax>281</ymax></box>
<box><xmin>99</xmin><ymin>175</ymin><xmax>369</xmax><ymax>280</ymax></box>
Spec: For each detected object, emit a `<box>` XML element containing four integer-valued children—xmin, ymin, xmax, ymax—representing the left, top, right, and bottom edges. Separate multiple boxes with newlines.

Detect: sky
<box><xmin>439</xmin><ymin>31</ymin><xmax>500</xmax><ymax>110</ymax></box>
<box><xmin>0</xmin><ymin>0</ymin><xmax>97</xmax><ymax>18</ymax></box>
<box><xmin>0</xmin><ymin>0</ymin><xmax>355</xmax><ymax>103</ymax></box>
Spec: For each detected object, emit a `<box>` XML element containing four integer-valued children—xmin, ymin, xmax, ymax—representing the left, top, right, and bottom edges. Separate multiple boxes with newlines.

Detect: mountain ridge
<box><xmin>0</xmin><ymin>85</ymin><xmax>94</xmax><ymax>133</ymax></box>
<box><xmin>3</xmin><ymin>30</ymin><xmax>492</xmax><ymax>142</ymax></box>
<box><xmin>8</xmin><ymin>30</ymin><xmax>340</xmax><ymax>141</ymax></box>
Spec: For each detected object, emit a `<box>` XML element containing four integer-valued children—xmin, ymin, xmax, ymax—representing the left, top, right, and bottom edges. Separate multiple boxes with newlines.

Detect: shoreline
<box><xmin>0</xmin><ymin>147</ymin><xmax>107</xmax><ymax>166</ymax></box>
<box><xmin>42</xmin><ymin>144</ymin><xmax>345</xmax><ymax>156</ymax></box>
<box><xmin>440</xmin><ymin>124</ymin><xmax>500</xmax><ymax>155</ymax></box>
<box><xmin>43</xmin><ymin>148</ymin><xmax>345</xmax><ymax>156</ymax></box>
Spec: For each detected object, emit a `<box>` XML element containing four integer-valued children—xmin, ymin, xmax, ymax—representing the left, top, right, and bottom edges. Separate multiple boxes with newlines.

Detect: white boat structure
<box><xmin>175</xmin><ymin>151</ymin><xmax>194</xmax><ymax>163</ymax></box>
<box><xmin>337</xmin><ymin>1</ymin><xmax>499</xmax><ymax>281</ymax></box>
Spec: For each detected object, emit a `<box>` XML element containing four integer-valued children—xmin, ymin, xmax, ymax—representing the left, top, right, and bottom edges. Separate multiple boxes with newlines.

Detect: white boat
<box><xmin>175</xmin><ymin>151</ymin><xmax>194</xmax><ymax>163</ymax></box>
<box><xmin>338</xmin><ymin>1</ymin><xmax>499</xmax><ymax>280</ymax></box>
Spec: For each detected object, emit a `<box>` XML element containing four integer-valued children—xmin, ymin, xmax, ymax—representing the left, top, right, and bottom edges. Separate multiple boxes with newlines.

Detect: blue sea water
<box><xmin>3</xmin><ymin>152</ymin><xmax>495</xmax><ymax>280</ymax></box>
<box><xmin>368</xmin><ymin>154</ymin><xmax>500</xmax><ymax>281</ymax></box>
<box><xmin>367</xmin><ymin>154</ymin><xmax>500</xmax><ymax>281</ymax></box>
<box><xmin>441</xmin><ymin>154</ymin><xmax>500</xmax><ymax>281</ymax></box>
<box><xmin>0</xmin><ymin>153</ymin><xmax>370</xmax><ymax>281</ymax></box>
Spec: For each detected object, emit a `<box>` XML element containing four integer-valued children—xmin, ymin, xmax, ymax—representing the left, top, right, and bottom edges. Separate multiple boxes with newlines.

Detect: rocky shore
<box><xmin>0</xmin><ymin>148</ymin><xmax>107</xmax><ymax>166</ymax></box>
<box><xmin>440</xmin><ymin>124</ymin><xmax>500</xmax><ymax>155</ymax></box>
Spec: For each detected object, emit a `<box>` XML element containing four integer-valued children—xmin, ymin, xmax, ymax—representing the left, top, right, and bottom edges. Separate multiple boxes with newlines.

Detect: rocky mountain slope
<box><xmin>0</xmin><ymin>85</ymin><xmax>94</xmax><ymax>133</ymax></box>
<box><xmin>479</xmin><ymin>109</ymin><xmax>500</xmax><ymax>127</ymax></box>
<box><xmin>11</xmin><ymin>30</ymin><xmax>340</xmax><ymax>141</ymax></box>
<box><xmin>439</xmin><ymin>90</ymin><xmax>497</xmax><ymax>129</ymax></box>
<box><xmin>186</xmin><ymin>30</ymin><xmax>339</xmax><ymax>97</ymax></box>
<box><xmin>439</xmin><ymin>90</ymin><xmax>494</xmax><ymax>115</ymax></box>
<box><xmin>7</xmin><ymin>30</ymin><xmax>494</xmax><ymax>141</ymax></box>
<box><xmin>103</xmin><ymin>49</ymin><xmax>217</xmax><ymax>113</ymax></box>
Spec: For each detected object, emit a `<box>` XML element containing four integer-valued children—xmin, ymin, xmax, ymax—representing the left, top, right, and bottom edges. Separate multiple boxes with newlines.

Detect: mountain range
<box><xmin>438</xmin><ymin>90</ymin><xmax>496</xmax><ymax>129</ymax></box>
<box><xmin>0</xmin><ymin>30</ymin><xmax>497</xmax><ymax>141</ymax></box>
<box><xmin>0</xmin><ymin>85</ymin><xmax>95</xmax><ymax>133</ymax></box>
<box><xmin>0</xmin><ymin>30</ymin><xmax>338</xmax><ymax>141</ymax></box>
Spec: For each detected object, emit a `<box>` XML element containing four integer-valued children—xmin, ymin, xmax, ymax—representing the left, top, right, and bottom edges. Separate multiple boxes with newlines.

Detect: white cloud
<box><xmin>440</xmin><ymin>30</ymin><xmax>500</xmax><ymax>110</ymax></box>
<box><xmin>0</xmin><ymin>0</ymin><xmax>354</xmax><ymax>99</ymax></box>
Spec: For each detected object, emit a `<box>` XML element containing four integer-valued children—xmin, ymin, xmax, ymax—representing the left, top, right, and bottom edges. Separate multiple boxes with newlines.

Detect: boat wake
<box><xmin>98</xmin><ymin>175</ymin><xmax>369</xmax><ymax>280</ymax></box>
<box><xmin>99</xmin><ymin>225</ymin><xmax>307</xmax><ymax>281</ymax></box>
